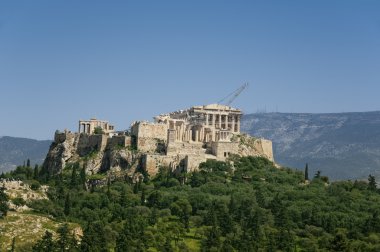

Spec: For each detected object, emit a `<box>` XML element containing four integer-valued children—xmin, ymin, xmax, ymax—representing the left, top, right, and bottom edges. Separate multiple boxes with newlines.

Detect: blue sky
<box><xmin>0</xmin><ymin>1</ymin><xmax>379</xmax><ymax>139</ymax></box>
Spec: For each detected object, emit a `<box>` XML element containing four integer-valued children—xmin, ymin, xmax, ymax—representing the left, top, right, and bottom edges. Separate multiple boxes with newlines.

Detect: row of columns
<box><xmin>205</xmin><ymin>113</ymin><xmax>240</xmax><ymax>132</ymax></box>
<box><xmin>79</xmin><ymin>123</ymin><xmax>92</xmax><ymax>134</ymax></box>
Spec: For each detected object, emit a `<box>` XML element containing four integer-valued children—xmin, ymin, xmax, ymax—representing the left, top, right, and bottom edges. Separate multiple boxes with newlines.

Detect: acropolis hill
<box><xmin>43</xmin><ymin>104</ymin><xmax>274</xmax><ymax>180</ymax></box>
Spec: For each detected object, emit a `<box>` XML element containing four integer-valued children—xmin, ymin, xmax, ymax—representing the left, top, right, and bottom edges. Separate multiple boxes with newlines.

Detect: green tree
<box><xmin>32</xmin><ymin>231</ymin><xmax>55</xmax><ymax>252</ymax></box>
<box><xmin>56</xmin><ymin>224</ymin><xmax>71</xmax><ymax>251</ymax></box>
<box><xmin>80</xmin><ymin>165</ymin><xmax>87</xmax><ymax>190</ymax></box>
<box><xmin>93</xmin><ymin>126</ymin><xmax>104</xmax><ymax>134</ymax></box>
<box><xmin>141</xmin><ymin>187</ymin><xmax>146</xmax><ymax>205</ymax></box>
<box><xmin>34</xmin><ymin>164</ymin><xmax>39</xmax><ymax>180</ymax></box>
<box><xmin>27</xmin><ymin>158</ymin><xmax>31</xmax><ymax>167</ymax></box>
<box><xmin>368</xmin><ymin>174</ymin><xmax>377</xmax><ymax>191</ymax></box>
<box><xmin>64</xmin><ymin>193</ymin><xmax>71</xmax><ymax>216</ymax></box>
<box><xmin>305</xmin><ymin>163</ymin><xmax>309</xmax><ymax>180</ymax></box>
<box><xmin>81</xmin><ymin>221</ymin><xmax>108</xmax><ymax>252</ymax></box>
<box><xmin>116</xmin><ymin>215</ymin><xmax>147</xmax><ymax>251</ymax></box>
<box><xmin>70</xmin><ymin>163</ymin><xmax>79</xmax><ymax>187</ymax></box>
<box><xmin>329</xmin><ymin>231</ymin><xmax>350</xmax><ymax>252</ymax></box>
<box><xmin>0</xmin><ymin>186</ymin><xmax>9</xmax><ymax>217</ymax></box>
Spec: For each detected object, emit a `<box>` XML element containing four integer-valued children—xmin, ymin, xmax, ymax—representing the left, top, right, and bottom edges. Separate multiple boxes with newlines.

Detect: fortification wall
<box><xmin>131</xmin><ymin>122</ymin><xmax>167</xmax><ymax>139</ymax></box>
<box><xmin>166</xmin><ymin>142</ymin><xmax>205</xmax><ymax>156</ymax></box>
<box><xmin>211</xmin><ymin>142</ymin><xmax>239</xmax><ymax>159</ymax></box>
<box><xmin>131</xmin><ymin>122</ymin><xmax>168</xmax><ymax>152</ymax></box>
<box><xmin>107</xmin><ymin>135</ymin><xmax>131</xmax><ymax>148</ymax></box>
<box><xmin>184</xmin><ymin>155</ymin><xmax>207</xmax><ymax>172</ymax></box>
<box><xmin>142</xmin><ymin>154</ymin><xmax>178</xmax><ymax>176</ymax></box>
<box><xmin>77</xmin><ymin>134</ymin><xmax>108</xmax><ymax>156</ymax></box>
<box><xmin>54</xmin><ymin>131</ymin><xmax>77</xmax><ymax>144</ymax></box>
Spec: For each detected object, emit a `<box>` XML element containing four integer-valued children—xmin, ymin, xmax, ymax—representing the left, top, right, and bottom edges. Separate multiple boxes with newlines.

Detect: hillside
<box><xmin>0</xmin><ymin>137</ymin><xmax>52</xmax><ymax>173</ymax></box>
<box><xmin>242</xmin><ymin>111</ymin><xmax>380</xmax><ymax>180</ymax></box>
<box><xmin>2</xmin><ymin>156</ymin><xmax>380</xmax><ymax>251</ymax></box>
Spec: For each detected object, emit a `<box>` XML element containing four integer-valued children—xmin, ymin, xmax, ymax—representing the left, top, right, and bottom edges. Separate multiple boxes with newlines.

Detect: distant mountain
<box><xmin>242</xmin><ymin>111</ymin><xmax>380</xmax><ymax>180</ymax></box>
<box><xmin>0</xmin><ymin>136</ymin><xmax>52</xmax><ymax>173</ymax></box>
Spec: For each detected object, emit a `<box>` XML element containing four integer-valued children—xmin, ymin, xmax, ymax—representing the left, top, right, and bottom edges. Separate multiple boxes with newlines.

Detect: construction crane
<box><xmin>218</xmin><ymin>82</ymin><xmax>249</xmax><ymax>106</ymax></box>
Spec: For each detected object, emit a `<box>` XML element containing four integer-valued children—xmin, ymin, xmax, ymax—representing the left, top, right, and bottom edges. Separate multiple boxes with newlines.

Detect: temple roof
<box><xmin>192</xmin><ymin>103</ymin><xmax>241</xmax><ymax>112</ymax></box>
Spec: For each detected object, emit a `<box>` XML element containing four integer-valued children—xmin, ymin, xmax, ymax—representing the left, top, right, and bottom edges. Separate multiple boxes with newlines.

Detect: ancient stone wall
<box><xmin>166</xmin><ymin>142</ymin><xmax>205</xmax><ymax>156</ymax></box>
<box><xmin>142</xmin><ymin>154</ymin><xmax>177</xmax><ymax>176</ymax></box>
<box><xmin>184</xmin><ymin>155</ymin><xmax>207</xmax><ymax>172</ymax></box>
<box><xmin>131</xmin><ymin>122</ymin><xmax>167</xmax><ymax>139</ymax></box>
<box><xmin>77</xmin><ymin>134</ymin><xmax>108</xmax><ymax>156</ymax></box>
<box><xmin>107</xmin><ymin>135</ymin><xmax>131</xmax><ymax>148</ymax></box>
<box><xmin>131</xmin><ymin>122</ymin><xmax>168</xmax><ymax>152</ymax></box>
<box><xmin>211</xmin><ymin>142</ymin><xmax>240</xmax><ymax>159</ymax></box>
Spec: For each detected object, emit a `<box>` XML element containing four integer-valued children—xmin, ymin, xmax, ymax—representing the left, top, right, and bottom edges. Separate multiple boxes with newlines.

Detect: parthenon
<box><xmin>154</xmin><ymin>103</ymin><xmax>242</xmax><ymax>143</ymax></box>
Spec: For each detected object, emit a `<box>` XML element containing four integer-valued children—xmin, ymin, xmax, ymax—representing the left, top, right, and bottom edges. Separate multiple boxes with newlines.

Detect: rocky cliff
<box><xmin>42</xmin><ymin>129</ymin><xmax>274</xmax><ymax>181</ymax></box>
<box><xmin>42</xmin><ymin>131</ymin><xmax>141</xmax><ymax>181</ymax></box>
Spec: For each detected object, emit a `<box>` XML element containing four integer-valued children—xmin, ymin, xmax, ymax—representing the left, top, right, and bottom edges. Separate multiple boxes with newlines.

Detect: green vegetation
<box><xmin>93</xmin><ymin>126</ymin><xmax>104</xmax><ymax>135</ymax></box>
<box><xmin>0</xmin><ymin>185</ymin><xmax>9</xmax><ymax>217</ymax></box>
<box><xmin>2</xmin><ymin>156</ymin><xmax>380</xmax><ymax>251</ymax></box>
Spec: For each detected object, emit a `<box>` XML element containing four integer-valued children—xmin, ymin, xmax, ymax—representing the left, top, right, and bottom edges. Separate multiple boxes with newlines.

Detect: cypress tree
<box><xmin>305</xmin><ymin>163</ymin><xmax>309</xmax><ymax>181</ymax></box>
<box><xmin>141</xmin><ymin>187</ymin><xmax>146</xmax><ymax>205</ymax></box>
<box><xmin>368</xmin><ymin>174</ymin><xmax>377</xmax><ymax>191</ymax></box>
<box><xmin>80</xmin><ymin>165</ymin><xmax>87</xmax><ymax>190</ymax></box>
<box><xmin>33</xmin><ymin>164</ymin><xmax>39</xmax><ymax>180</ymax></box>
<box><xmin>0</xmin><ymin>186</ymin><xmax>9</xmax><ymax>217</ymax></box>
<box><xmin>32</xmin><ymin>231</ymin><xmax>55</xmax><ymax>251</ymax></box>
<box><xmin>64</xmin><ymin>193</ymin><xmax>71</xmax><ymax>216</ymax></box>
<box><xmin>27</xmin><ymin>159</ymin><xmax>31</xmax><ymax>167</ymax></box>
<box><xmin>70</xmin><ymin>163</ymin><xmax>78</xmax><ymax>187</ymax></box>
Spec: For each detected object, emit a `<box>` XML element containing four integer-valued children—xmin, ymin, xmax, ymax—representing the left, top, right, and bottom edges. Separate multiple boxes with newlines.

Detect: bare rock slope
<box><xmin>242</xmin><ymin>111</ymin><xmax>380</xmax><ymax>180</ymax></box>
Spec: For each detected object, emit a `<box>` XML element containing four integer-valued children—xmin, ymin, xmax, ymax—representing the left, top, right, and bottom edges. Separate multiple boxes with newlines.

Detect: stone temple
<box><xmin>44</xmin><ymin>104</ymin><xmax>274</xmax><ymax>178</ymax></box>
<box><xmin>131</xmin><ymin>104</ymin><xmax>273</xmax><ymax>175</ymax></box>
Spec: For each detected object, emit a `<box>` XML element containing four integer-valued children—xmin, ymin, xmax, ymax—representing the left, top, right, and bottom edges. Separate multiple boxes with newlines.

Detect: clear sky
<box><xmin>1</xmin><ymin>0</ymin><xmax>379</xmax><ymax>140</ymax></box>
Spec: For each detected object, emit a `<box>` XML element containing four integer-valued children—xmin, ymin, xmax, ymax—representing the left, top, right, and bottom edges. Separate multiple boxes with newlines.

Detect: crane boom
<box><xmin>218</xmin><ymin>82</ymin><xmax>249</xmax><ymax>106</ymax></box>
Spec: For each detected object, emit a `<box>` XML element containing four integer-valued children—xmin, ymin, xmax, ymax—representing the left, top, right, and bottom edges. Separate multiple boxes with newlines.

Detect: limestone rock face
<box><xmin>42</xmin><ymin>129</ymin><xmax>275</xmax><ymax>180</ymax></box>
<box><xmin>43</xmin><ymin>131</ymin><xmax>140</xmax><ymax>179</ymax></box>
<box><xmin>42</xmin><ymin>132</ymin><xmax>80</xmax><ymax>175</ymax></box>
<box><xmin>233</xmin><ymin>135</ymin><xmax>274</xmax><ymax>162</ymax></box>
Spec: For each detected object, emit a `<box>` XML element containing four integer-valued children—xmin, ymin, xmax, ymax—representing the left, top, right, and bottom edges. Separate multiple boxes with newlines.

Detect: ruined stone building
<box><xmin>78</xmin><ymin>118</ymin><xmax>115</xmax><ymax>135</ymax></box>
<box><xmin>130</xmin><ymin>104</ymin><xmax>273</xmax><ymax>175</ymax></box>
<box><xmin>43</xmin><ymin>104</ymin><xmax>274</xmax><ymax>179</ymax></box>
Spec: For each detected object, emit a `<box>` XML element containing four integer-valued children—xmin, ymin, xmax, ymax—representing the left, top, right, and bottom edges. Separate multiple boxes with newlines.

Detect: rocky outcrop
<box><xmin>43</xmin><ymin>128</ymin><xmax>275</xmax><ymax>181</ymax></box>
<box><xmin>42</xmin><ymin>131</ymin><xmax>142</xmax><ymax>181</ymax></box>
<box><xmin>234</xmin><ymin>134</ymin><xmax>274</xmax><ymax>162</ymax></box>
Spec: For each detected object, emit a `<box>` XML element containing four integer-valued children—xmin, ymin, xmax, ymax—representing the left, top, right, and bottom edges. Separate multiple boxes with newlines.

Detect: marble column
<box><xmin>232</xmin><ymin>116</ymin><xmax>235</xmax><ymax>132</ymax></box>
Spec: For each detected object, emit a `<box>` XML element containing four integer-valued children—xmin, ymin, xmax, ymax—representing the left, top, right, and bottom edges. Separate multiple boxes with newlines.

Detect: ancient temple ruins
<box><xmin>154</xmin><ymin>104</ymin><xmax>242</xmax><ymax>142</ymax></box>
<box><xmin>130</xmin><ymin>104</ymin><xmax>273</xmax><ymax>175</ymax></box>
<box><xmin>45</xmin><ymin>103</ymin><xmax>273</xmax><ymax>178</ymax></box>
<box><xmin>78</xmin><ymin>118</ymin><xmax>115</xmax><ymax>135</ymax></box>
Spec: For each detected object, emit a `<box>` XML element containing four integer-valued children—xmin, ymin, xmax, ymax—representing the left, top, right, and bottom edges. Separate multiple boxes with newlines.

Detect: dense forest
<box><xmin>1</xmin><ymin>156</ymin><xmax>380</xmax><ymax>251</ymax></box>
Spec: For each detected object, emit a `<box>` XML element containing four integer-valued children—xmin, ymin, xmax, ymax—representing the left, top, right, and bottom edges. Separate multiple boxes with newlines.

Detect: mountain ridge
<box><xmin>241</xmin><ymin>111</ymin><xmax>380</xmax><ymax>180</ymax></box>
<box><xmin>0</xmin><ymin>136</ymin><xmax>52</xmax><ymax>173</ymax></box>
